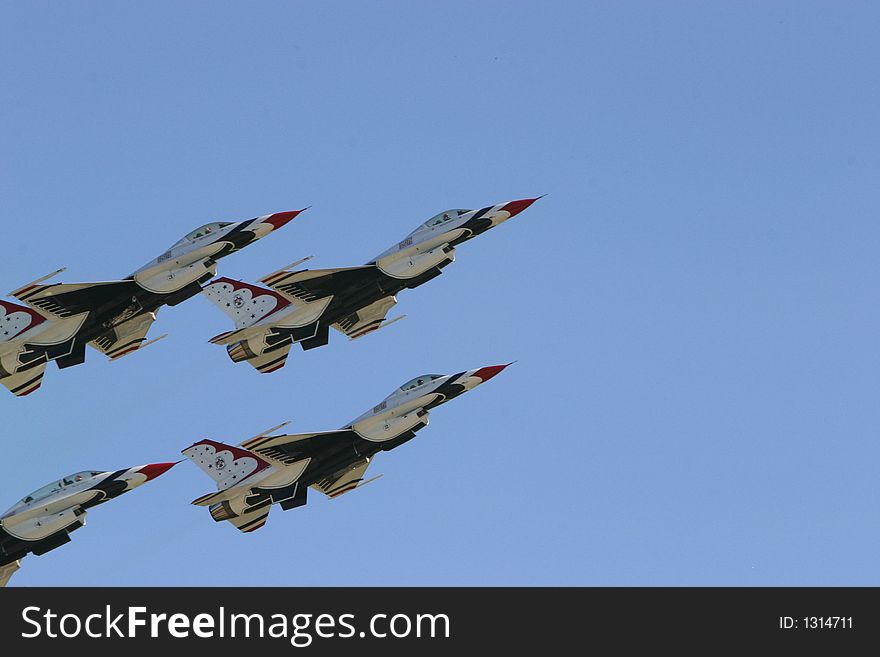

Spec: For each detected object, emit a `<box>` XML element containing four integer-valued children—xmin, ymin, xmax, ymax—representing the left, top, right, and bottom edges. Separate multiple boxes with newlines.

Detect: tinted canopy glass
<box><xmin>415</xmin><ymin>209</ymin><xmax>469</xmax><ymax>231</ymax></box>
<box><xmin>19</xmin><ymin>471</ymin><xmax>101</xmax><ymax>504</ymax></box>
<box><xmin>400</xmin><ymin>374</ymin><xmax>444</xmax><ymax>391</ymax></box>
<box><xmin>183</xmin><ymin>222</ymin><xmax>233</xmax><ymax>242</ymax></box>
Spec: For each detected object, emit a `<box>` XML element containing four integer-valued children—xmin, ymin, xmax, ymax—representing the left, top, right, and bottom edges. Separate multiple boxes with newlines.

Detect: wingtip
<box><xmin>10</xmin><ymin>266</ymin><xmax>68</xmax><ymax>296</ymax></box>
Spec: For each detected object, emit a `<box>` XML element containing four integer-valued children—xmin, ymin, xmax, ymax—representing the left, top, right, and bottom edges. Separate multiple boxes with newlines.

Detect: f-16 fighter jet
<box><xmin>182</xmin><ymin>364</ymin><xmax>510</xmax><ymax>533</ymax></box>
<box><xmin>1</xmin><ymin>210</ymin><xmax>302</xmax><ymax>396</ymax></box>
<box><xmin>202</xmin><ymin>198</ymin><xmax>538</xmax><ymax>374</ymax></box>
<box><xmin>0</xmin><ymin>462</ymin><xmax>176</xmax><ymax>586</ymax></box>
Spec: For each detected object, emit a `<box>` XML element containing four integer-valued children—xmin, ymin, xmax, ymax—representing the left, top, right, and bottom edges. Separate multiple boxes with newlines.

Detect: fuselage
<box><xmin>131</xmin><ymin>214</ymin><xmax>297</xmax><ymax>293</ymax></box>
<box><xmin>370</xmin><ymin>199</ymin><xmax>534</xmax><ymax>265</ymax></box>
<box><xmin>0</xmin><ymin>463</ymin><xmax>175</xmax><ymax>567</ymax></box>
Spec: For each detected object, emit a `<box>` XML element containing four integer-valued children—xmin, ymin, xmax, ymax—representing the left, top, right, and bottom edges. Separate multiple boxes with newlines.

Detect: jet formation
<box><xmin>2</xmin><ymin>196</ymin><xmax>535</xmax><ymax>585</ymax></box>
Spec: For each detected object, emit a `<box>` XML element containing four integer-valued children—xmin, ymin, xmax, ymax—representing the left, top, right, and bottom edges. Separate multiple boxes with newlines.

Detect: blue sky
<box><xmin>1</xmin><ymin>2</ymin><xmax>879</xmax><ymax>585</ymax></box>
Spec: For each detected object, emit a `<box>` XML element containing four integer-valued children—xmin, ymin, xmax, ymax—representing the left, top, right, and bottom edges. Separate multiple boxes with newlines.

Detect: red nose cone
<box><xmin>498</xmin><ymin>198</ymin><xmax>539</xmax><ymax>218</ymax></box>
<box><xmin>264</xmin><ymin>209</ymin><xmax>306</xmax><ymax>230</ymax></box>
<box><xmin>138</xmin><ymin>462</ymin><xmax>178</xmax><ymax>481</ymax></box>
<box><xmin>472</xmin><ymin>363</ymin><xmax>511</xmax><ymax>382</ymax></box>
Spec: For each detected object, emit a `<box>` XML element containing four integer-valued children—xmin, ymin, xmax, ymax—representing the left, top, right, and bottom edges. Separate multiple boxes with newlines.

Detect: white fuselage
<box><xmin>370</xmin><ymin>202</ymin><xmax>518</xmax><ymax>280</ymax></box>
<box><xmin>132</xmin><ymin>215</ymin><xmax>287</xmax><ymax>294</ymax></box>
<box><xmin>347</xmin><ymin>368</ymin><xmax>494</xmax><ymax>440</ymax></box>
<box><xmin>0</xmin><ymin>466</ymin><xmax>161</xmax><ymax>542</ymax></box>
<box><xmin>132</xmin><ymin>226</ymin><xmax>241</xmax><ymax>294</ymax></box>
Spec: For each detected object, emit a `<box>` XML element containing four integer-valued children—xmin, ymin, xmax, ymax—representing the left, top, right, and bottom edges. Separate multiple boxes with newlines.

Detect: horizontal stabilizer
<box><xmin>209</xmin><ymin>328</ymin><xmax>242</xmax><ymax>345</ymax></box>
<box><xmin>233</xmin><ymin>341</ymin><xmax>293</xmax><ymax>374</ymax></box>
<box><xmin>0</xmin><ymin>560</ymin><xmax>21</xmax><ymax>587</ymax></box>
<box><xmin>227</xmin><ymin>505</ymin><xmax>272</xmax><ymax>533</ymax></box>
<box><xmin>191</xmin><ymin>489</ymin><xmax>229</xmax><ymax>507</ymax></box>
<box><xmin>0</xmin><ymin>362</ymin><xmax>47</xmax><ymax>397</ymax></box>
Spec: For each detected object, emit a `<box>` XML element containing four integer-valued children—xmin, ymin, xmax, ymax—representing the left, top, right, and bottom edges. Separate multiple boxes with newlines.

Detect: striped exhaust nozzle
<box><xmin>209</xmin><ymin>501</ymin><xmax>238</xmax><ymax>522</ymax></box>
<box><xmin>227</xmin><ymin>341</ymin><xmax>256</xmax><ymax>363</ymax></box>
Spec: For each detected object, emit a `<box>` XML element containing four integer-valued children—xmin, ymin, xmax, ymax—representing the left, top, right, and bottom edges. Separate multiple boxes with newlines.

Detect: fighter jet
<box><xmin>1</xmin><ymin>210</ymin><xmax>302</xmax><ymax>395</ymax></box>
<box><xmin>201</xmin><ymin>198</ymin><xmax>538</xmax><ymax>373</ymax></box>
<box><xmin>181</xmin><ymin>364</ymin><xmax>511</xmax><ymax>533</ymax></box>
<box><xmin>0</xmin><ymin>461</ymin><xmax>176</xmax><ymax>586</ymax></box>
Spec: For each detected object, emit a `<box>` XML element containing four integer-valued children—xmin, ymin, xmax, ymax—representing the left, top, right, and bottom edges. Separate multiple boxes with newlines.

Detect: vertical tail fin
<box><xmin>181</xmin><ymin>439</ymin><xmax>271</xmax><ymax>491</ymax></box>
<box><xmin>201</xmin><ymin>278</ymin><xmax>292</xmax><ymax>329</ymax></box>
<box><xmin>0</xmin><ymin>300</ymin><xmax>47</xmax><ymax>342</ymax></box>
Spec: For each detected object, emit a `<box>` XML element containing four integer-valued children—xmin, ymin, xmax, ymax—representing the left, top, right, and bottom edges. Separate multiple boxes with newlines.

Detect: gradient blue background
<box><xmin>2</xmin><ymin>2</ymin><xmax>878</xmax><ymax>586</ymax></box>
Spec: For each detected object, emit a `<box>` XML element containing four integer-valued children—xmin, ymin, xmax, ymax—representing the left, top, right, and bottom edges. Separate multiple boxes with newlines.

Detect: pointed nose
<box><xmin>498</xmin><ymin>198</ymin><xmax>540</xmax><ymax>218</ymax></box>
<box><xmin>264</xmin><ymin>208</ymin><xmax>307</xmax><ymax>231</ymax></box>
<box><xmin>472</xmin><ymin>363</ymin><xmax>513</xmax><ymax>383</ymax></box>
<box><xmin>136</xmin><ymin>462</ymin><xmax>178</xmax><ymax>481</ymax></box>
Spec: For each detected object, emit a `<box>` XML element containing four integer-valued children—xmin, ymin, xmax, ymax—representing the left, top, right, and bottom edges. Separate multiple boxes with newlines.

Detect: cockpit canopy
<box><xmin>399</xmin><ymin>374</ymin><xmax>445</xmax><ymax>392</ymax></box>
<box><xmin>172</xmin><ymin>222</ymin><xmax>234</xmax><ymax>247</ymax></box>
<box><xmin>410</xmin><ymin>209</ymin><xmax>470</xmax><ymax>234</ymax></box>
<box><xmin>17</xmin><ymin>471</ymin><xmax>103</xmax><ymax>505</ymax></box>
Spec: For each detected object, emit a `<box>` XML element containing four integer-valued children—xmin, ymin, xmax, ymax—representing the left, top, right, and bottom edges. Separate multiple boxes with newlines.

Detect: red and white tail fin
<box><xmin>201</xmin><ymin>278</ymin><xmax>291</xmax><ymax>329</ymax></box>
<box><xmin>0</xmin><ymin>299</ymin><xmax>47</xmax><ymax>342</ymax></box>
<box><xmin>181</xmin><ymin>439</ymin><xmax>271</xmax><ymax>492</ymax></box>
